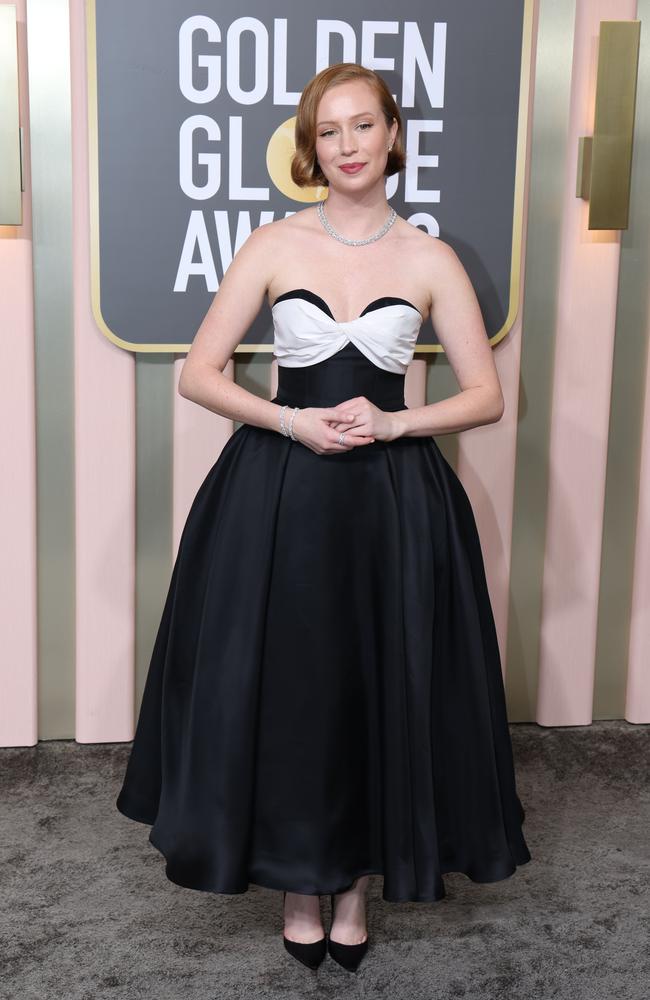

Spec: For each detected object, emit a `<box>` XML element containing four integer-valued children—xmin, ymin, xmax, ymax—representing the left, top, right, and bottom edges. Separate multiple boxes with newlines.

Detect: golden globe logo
<box><xmin>266</xmin><ymin>116</ymin><xmax>328</xmax><ymax>203</ymax></box>
<box><xmin>89</xmin><ymin>2</ymin><xmax>528</xmax><ymax>348</ymax></box>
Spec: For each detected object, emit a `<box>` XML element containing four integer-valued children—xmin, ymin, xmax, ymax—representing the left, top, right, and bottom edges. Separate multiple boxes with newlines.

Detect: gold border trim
<box><xmin>86</xmin><ymin>0</ymin><xmax>534</xmax><ymax>355</ymax></box>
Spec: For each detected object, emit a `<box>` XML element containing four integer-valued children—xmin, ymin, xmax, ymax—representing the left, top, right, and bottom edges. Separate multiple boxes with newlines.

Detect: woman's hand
<box><xmin>328</xmin><ymin>396</ymin><xmax>404</xmax><ymax>444</ymax></box>
<box><xmin>290</xmin><ymin>405</ymin><xmax>376</xmax><ymax>455</ymax></box>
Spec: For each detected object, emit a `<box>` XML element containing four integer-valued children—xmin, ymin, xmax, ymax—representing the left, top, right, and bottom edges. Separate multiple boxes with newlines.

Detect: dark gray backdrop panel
<box><xmin>93</xmin><ymin>0</ymin><xmax>526</xmax><ymax>349</ymax></box>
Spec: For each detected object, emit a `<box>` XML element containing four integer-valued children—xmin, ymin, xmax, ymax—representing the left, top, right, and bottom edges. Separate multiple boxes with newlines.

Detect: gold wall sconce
<box><xmin>577</xmin><ymin>20</ymin><xmax>641</xmax><ymax>231</ymax></box>
<box><xmin>0</xmin><ymin>4</ymin><xmax>23</xmax><ymax>226</ymax></box>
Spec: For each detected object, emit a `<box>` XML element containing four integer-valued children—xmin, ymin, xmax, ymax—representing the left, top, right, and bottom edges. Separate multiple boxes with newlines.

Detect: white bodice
<box><xmin>271</xmin><ymin>288</ymin><xmax>423</xmax><ymax>374</ymax></box>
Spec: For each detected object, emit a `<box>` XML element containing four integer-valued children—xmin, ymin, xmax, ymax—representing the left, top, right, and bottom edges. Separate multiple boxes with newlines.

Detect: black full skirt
<box><xmin>116</xmin><ymin>342</ymin><xmax>531</xmax><ymax>902</ymax></box>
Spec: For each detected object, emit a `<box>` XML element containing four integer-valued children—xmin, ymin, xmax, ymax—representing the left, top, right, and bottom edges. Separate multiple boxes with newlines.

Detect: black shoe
<box><xmin>282</xmin><ymin>891</ymin><xmax>327</xmax><ymax>970</ymax></box>
<box><xmin>327</xmin><ymin>891</ymin><xmax>369</xmax><ymax>972</ymax></box>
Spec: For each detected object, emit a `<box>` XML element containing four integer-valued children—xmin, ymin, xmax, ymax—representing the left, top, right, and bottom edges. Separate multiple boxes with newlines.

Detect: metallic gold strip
<box><xmin>594</xmin><ymin>0</ymin><xmax>650</xmax><ymax>719</ymax></box>
<box><xmin>588</xmin><ymin>20</ymin><xmax>641</xmax><ymax>230</ymax></box>
<box><xmin>135</xmin><ymin>356</ymin><xmax>174</xmax><ymax>703</ymax></box>
<box><xmin>506</xmin><ymin>0</ymin><xmax>578</xmax><ymax>721</ymax></box>
<box><xmin>0</xmin><ymin>5</ymin><xmax>22</xmax><ymax>224</ymax></box>
<box><xmin>26</xmin><ymin>0</ymin><xmax>75</xmax><ymax>738</ymax></box>
<box><xmin>233</xmin><ymin>353</ymin><xmax>274</xmax><ymax>432</ymax></box>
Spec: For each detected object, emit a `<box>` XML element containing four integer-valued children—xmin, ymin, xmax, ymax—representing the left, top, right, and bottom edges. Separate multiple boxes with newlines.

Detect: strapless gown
<box><xmin>115</xmin><ymin>287</ymin><xmax>532</xmax><ymax>902</ymax></box>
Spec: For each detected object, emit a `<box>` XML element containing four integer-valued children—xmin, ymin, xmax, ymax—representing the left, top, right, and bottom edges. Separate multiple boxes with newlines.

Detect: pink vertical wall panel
<box><xmin>537</xmin><ymin>0</ymin><xmax>638</xmax><ymax>726</ymax></box>
<box><xmin>172</xmin><ymin>357</ymin><xmax>235</xmax><ymax>557</ymax></box>
<box><xmin>3</xmin><ymin>0</ymin><xmax>648</xmax><ymax>744</ymax></box>
<box><xmin>458</xmin><ymin>328</ymin><xmax>526</xmax><ymax>677</ymax></box>
<box><xmin>70</xmin><ymin>0</ymin><xmax>136</xmax><ymax>743</ymax></box>
<box><xmin>0</xmin><ymin>0</ymin><xmax>38</xmax><ymax>748</ymax></box>
<box><xmin>0</xmin><ymin>240</ymin><xmax>38</xmax><ymax>747</ymax></box>
<box><xmin>626</xmin><ymin>321</ymin><xmax>650</xmax><ymax>723</ymax></box>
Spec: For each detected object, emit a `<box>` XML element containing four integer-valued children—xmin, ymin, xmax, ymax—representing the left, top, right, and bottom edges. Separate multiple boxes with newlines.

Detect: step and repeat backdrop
<box><xmin>87</xmin><ymin>0</ymin><xmax>532</xmax><ymax>351</ymax></box>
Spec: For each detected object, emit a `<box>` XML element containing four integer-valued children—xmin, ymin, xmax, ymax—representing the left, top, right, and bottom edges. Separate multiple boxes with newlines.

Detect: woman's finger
<box><xmin>327</xmin><ymin>432</ymin><xmax>374</xmax><ymax>451</ymax></box>
<box><xmin>323</xmin><ymin>406</ymin><xmax>357</xmax><ymax>423</ymax></box>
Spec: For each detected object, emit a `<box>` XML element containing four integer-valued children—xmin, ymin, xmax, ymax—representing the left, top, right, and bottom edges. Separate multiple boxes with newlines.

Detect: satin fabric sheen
<box><xmin>116</xmin><ymin>338</ymin><xmax>531</xmax><ymax>902</ymax></box>
<box><xmin>271</xmin><ymin>287</ymin><xmax>423</xmax><ymax>373</ymax></box>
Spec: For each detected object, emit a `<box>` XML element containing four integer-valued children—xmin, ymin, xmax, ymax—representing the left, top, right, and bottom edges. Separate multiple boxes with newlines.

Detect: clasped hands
<box><xmin>290</xmin><ymin>396</ymin><xmax>404</xmax><ymax>456</ymax></box>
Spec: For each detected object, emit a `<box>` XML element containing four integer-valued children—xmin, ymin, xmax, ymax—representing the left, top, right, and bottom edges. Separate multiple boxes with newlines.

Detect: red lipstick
<box><xmin>339</xmin><ymin>163</ymin><xmax>366</xmax><ymax>174</ymax></box>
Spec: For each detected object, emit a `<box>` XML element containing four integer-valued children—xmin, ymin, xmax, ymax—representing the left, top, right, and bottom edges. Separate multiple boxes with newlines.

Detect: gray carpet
<box><xmin>1</xmin><ymin>720</ymin><xmax>648</xmax><ymax>999</ymax></box>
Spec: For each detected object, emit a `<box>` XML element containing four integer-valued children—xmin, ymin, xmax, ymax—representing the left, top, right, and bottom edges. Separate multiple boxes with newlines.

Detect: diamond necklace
<box><xmin>317</xmin><ymin>200</ymin><xmax>397</xmax><ymax>247</ymax></box>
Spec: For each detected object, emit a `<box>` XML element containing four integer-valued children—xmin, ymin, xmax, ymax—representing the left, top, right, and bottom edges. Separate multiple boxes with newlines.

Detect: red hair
<box><xmin>290</xmin><ymin>63</ymin><xmax>406</xmax><ymax>188</ymax></box>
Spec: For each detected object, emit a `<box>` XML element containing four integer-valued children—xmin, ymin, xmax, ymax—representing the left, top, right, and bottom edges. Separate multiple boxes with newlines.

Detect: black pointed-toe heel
<box><xmin>327</xmin><ymin>892</ymin><xmax>369</xmax><ymax>972</ymax></box>
<box><xmin>282</xmin><ymin>891</ymin><xmax>327</xmax><ymax>970</ymax></box>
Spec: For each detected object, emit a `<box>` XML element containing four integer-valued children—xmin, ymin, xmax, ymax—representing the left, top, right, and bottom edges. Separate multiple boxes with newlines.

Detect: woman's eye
<box><xmin>319</xmin><ymin>123</ymin><xmax>373</xmax><ymax>138</ymax></box>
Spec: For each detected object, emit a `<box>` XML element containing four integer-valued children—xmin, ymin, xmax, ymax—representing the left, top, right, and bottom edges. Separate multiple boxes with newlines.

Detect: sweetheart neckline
<box><xmin>270</xmin><ymin>287</ymin><xmax>424</xmax><ymax>324</ymax></box>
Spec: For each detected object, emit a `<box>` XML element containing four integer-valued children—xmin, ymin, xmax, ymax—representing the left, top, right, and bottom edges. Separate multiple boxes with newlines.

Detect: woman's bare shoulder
<box><xmin>395</xmin><ymin>217</ymin><xmax>454</xmax><ymax>255</ymax></box>
<box><xmin>247</xmin><ymin>206</ymin><xmax>318</xmax><ymax>259</ymax></box>
<box><xmin>420</xmin><ymin>231</ymin><xmax>461</xmax><ymax>269</ymax></box>
<box><xmin>268</xmin><ymin>205</ymin><xmax>319</xmax><ymax>236</ymax></box>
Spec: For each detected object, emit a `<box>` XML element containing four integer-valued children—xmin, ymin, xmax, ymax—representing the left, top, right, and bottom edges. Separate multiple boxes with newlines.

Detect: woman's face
<box><xmin>313</xmin><ymin>80</ymin><xmax>397</xmax><ymax>192</ymax></box>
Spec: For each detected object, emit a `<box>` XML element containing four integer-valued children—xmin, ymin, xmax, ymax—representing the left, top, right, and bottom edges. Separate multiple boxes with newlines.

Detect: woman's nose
<box><xmin>339</xmin><ymin>130</ymin><xmax>358</xmax><ymax>154</ymax></box>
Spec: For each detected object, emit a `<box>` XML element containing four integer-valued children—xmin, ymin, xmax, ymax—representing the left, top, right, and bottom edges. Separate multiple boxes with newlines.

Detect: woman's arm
<box><xmin>390</xmin><ymin>239</ymin><xmax>505</xmax><ymax>439</ymax></box>
<box><xmin>179</xmin><ymin>224</ymin><xmax>367</xmax><ymax>452</ymax></box>
<box><xmin>178</xmin><ymin>223</ymin><xmax>285</xmax><ymax>433</ymax></box>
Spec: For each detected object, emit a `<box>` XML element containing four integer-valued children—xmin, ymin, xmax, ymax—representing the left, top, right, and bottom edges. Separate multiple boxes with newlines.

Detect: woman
<box><xmin>116</xmin><ymin>62</ymin><xmax>531</xmax><ymax>974</ymax></box>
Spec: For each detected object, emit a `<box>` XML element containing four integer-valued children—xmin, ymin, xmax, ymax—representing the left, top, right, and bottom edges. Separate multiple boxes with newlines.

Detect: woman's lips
<box><xmin>339</xmin><ymin>163</ymin><xmax>366</xmax><ymax>174</ymax></box>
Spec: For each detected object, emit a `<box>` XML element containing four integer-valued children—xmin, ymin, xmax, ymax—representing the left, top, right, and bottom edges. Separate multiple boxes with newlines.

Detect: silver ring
<box><xmin>338</xmin><ymin>431</ymin><xmax>346</xmax><ymax>445</ymax></box>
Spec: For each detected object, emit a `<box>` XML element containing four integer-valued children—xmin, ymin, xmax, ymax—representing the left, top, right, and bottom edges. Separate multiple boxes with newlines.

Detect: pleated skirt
<box><xmin>116</xmin><ymin>341</ymin><xmax>531</xmax><ymax>902</ymax></box>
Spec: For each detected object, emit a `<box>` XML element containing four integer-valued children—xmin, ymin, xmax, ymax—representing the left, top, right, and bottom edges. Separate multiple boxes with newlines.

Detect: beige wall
<box><xmin>1</xmin><ymin>0</ymin><xmax>648</xmax><ymax>745</ymax></box>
